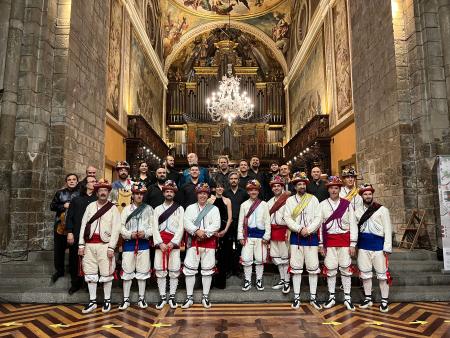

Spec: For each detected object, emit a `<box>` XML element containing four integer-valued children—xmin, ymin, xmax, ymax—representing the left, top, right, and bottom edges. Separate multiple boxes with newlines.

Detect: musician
<box><xmin>110</xmin><ymin>161</ymin><xmax>133</xmax><ymax>212</ymax></box>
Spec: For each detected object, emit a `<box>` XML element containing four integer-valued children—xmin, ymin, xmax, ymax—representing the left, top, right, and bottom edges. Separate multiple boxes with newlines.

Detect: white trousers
<box><xmin>183</xmin><ymin>247</ymin><xmax>216</xmax><ymax>276</ymax></box>
<box><xmin>324</xmin><ymin>247</ymin><xmax>352</xmax><ymax>277</ymax></box>
<box><xmin>121</xmin><ymin>250</ymin><xmax>151</xmax><ymax>280</ymax></box>
<box><xmin>241</xmin><ymin>237</ymin><xmax>267</xmax><ymax>266</ymax></box>
<box><xmin>83</xmin><ymin>243</ymin><xmax>115</xmax><ymax>283</ymax></box>
<box><xmin>357</xmin><ymin>249</ymin><xmax>387</xmax><ymax>279</ymax></box>
<box><xmin>289</xmin><ymin>245</ymin><xmax>320</xmax><ymax>274</ymax></box>
<box><xmin>154</xmin><ymin>248</ymin><xmax>181</xmax><ymax>278</ymax></box>
<box><xmin>270</xmin><ymin>240</ymin><xmax>289</xmax><ymax>265</ymax></box>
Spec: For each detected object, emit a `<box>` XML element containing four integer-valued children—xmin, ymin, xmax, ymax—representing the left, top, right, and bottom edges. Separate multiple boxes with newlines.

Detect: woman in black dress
<box><xmin>134</xmin><ymin>161</ymin><xmax>155</xmax><ymax>188</ymax></box>
<box><xmin>208</xmin><ymin>181</ymin><xmax>232</xmax><ymax>289</ymax></box>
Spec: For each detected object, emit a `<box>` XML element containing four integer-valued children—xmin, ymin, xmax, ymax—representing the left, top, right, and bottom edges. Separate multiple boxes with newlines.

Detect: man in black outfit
<box><xmin>65</xmin><ymin>176</ymin><xmax>97</xmax><ymax>294</ymax></box>
<box><xmin>143</xmin><ymin>166</ymin><xmax>167</xmax><ymax>208</ymax></box>
<box><xmin>50</xmin><ymin>173</ymin><xmax>80</xmax><ymax>284</ymax></box>
<box><xmin>177</xmin><ymin>164</ymin><xmax>201</xmax><ymax>208</ymax></box>
<box><xmin>212</xmin><ymin>155</ymin><xmax>231</xmax><ymax>191</ymax></box>
<box><xmin>248</xmin><ymin>156</ymin><xmax>267</xmax><ymax>200</ymax></box>
<box><xmin>265</xmin><ymin>161</ymin><xmax>280</xmax><ymax>200</ymax></box>
<box><xmin>306</xmin><ymin>166</ymin><xmax>329</xmax><ymax>202</ymax></box>
<box><xmin>164</xmin><ymin>155</ymin><xmax>181</xmax><ymax>186</ymax></box>
<box><xmin>223</xmin><ymin>171</ymin><xmax>249</xmax><ymax>275</ymax></box>
<box><xmin>238</xmin><ymin>159</ymin><xmax>251</xmax><ymax>190</ymax></box>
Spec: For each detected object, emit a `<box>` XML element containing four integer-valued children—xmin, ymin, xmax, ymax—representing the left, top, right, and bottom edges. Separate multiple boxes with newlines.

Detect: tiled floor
<box><xmin>0</xmin><ymin>302</ymin><xmax>449</xmax><ymax>337</ymax></box>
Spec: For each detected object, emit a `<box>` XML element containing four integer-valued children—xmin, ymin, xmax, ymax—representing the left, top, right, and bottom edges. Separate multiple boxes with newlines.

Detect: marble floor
<box><xmin>0</xmin><ymin>302</ymin><xmax>449</xmax><ymax>337</ymax></box>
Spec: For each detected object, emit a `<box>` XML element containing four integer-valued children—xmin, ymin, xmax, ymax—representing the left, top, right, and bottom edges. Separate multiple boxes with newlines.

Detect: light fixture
<box><xmin>206</xmin><ymin>64</ymin><xmax>254</xmax><ymax>125</ymax></box>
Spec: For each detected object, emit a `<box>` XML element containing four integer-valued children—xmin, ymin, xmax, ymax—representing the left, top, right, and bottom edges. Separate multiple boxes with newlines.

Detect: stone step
<box><xmin>0</xmin><ymin>283</ymin><xmax>449</xmax><ymax>304</ymax></box>
<box><xmin>21</xmin><ymin>249</ymin><xmax>440</xmax><ymax>263</ymax></box>
<box><xmin>387</xmin><ymin>260</ymin><xmax>443</xmax><ymax>272</ymax></box>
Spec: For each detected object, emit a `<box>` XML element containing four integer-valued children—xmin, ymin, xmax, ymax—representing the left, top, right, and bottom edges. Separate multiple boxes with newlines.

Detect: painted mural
<box><xmin>162</xmin><ymin>0</ymin><xmax>291</xmax><ymax>59</ymax></box>
<box><xmin>333</xmin><ymin>0</ymin><xmax>352</xmax><ymax>119</ymax></box>
<box><xmin>129</xmin><ymin>30</ymin><xmax>163</xmax><ymax>135</ymax></box>
<box><xmin>289</xmin><ymin>28</ymin><xmax>326</xmax><ymax>137</ymax></box>
<box><xmin>172</xmin><ymin>0</ymin><xmax>285</xmax><ymax>18</ymax></box>
<box><xmin>106</xmin><ymin>0</ymin><xmax>123</xmax><ymax>119</ymax></box>
<box><xmin>146</xmin><ymin>0</ymin><xmax>164</xmax><ymax>61</ymax></box>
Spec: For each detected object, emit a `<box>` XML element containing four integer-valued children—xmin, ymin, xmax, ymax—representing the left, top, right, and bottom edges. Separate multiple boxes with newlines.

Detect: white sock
<box><xmin>157</xmin><ymin>277</ymin><xmax>167</xmax><ymax>297</ymax></box>
<box><xmin>278</xmin><ymin>265</ymin><xmax>285</xmax><ymax>281</ymax></box>
<box><xmin>309</xmin><ymin>274</ymin><xmax>318</xmax><ymax>297</ymax></box>
<box><xmin>292</xmin><ymin>274</ymin><xmax>302</xmax><ymax>295</ymax></box>
<box><xmin>103</xmin><ymin>281</ymin><xmax>112</xmax><ymax>300</ymax></box>
<box><xmin>362</xmin><ymin>278</ymin><xmax>372</xmax><ymax>298</ymax></box>
<box><xmin>379</xmin><ymin>279</ymin><xmax>389</xmax><ymax>299</ymax></box>
<box><xmin>244</xmin><ymin>265</ymin><xmax>252</xmax><ymax>281</ymax></box>
<box><xmin>202</xmin><ymin>275</ymin><xmax>212</xmax><ymax>295</ymax></box>
<box><xmin>283</xmin><ymin>265</ymin><xmax>290</xmax><ymax>282</ymax></box>
<box><xmin>137</xmin><ymin>279</ymin><xmax>146</xmax><ymax>298</ymax></box>
<box><xmin>123</xmin><ymin>279</ymin><xmax>132</xmax><ymax>299</ymax></box>
<box><xmin>185</xmin><ymin>275</ymin><xmax>195</xmax><ymax>297</ymax></box>
<box><xmin>327</xmin><ymin>275</ymin><xmax>336</xmax><ymax>295</ymax></box>
<box><xmin>169</xmin><ymin>277</ymin><xmax>178</xmax><ymax>296</ymax></box>
<box><xmin>255</xmin><ymin>264</ymin><xmax>264</xmax><ymax>280</ymax></box>
<box><xmin>341</xmin><ymin>275</ymin><xmax>352</xmax><ymax>295</ymax></box>
<box><xmin>87</xmin><ymin>282</ymin><xmax>97</xmax><ymax>300</ymax></box>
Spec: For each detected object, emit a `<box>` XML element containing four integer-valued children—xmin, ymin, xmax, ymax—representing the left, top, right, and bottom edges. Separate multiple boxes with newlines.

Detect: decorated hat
<box><xmin>131</xmin><ymin>182</ymin><xmax>147</xmax><ymax>194</ymax></box>
<box><xmin>269</xmin><ymin>175</ymin><xmax>285</xmax><ymax>187</ymax></box>
<box><xmin>162</xmin><ymin>180</ymin><xmax>178</xmax><ymax>192</ymax></box>
<box><xmin>359</xmin><ymin>183</ymin><xmax>375</xmax><ymax>195</ymax></box>
<box><xmin>195</xmin><ymin>183</ymin><xmax>210</xmax><ymax>194</ymax></box>
<box><xmin>115</xmin><ymin>161</ymin><xmax>130</xmax><ymax>171</ymax></box>
<box><xmin>246</xmin><ymin>179</ymin><xmax>261</xmax><ymax>191</ymax></box>
<box><xmin>291</xmin><ymin>171</ymin><xmax>309</xmax><ymax>184</ymax></box>
<box><xmin>326</xmin><ymin>176</ymin><xmax>343</xmax><ymax>188</ymax></box>
<box><xmin>341</xmin><ymin>167</ymin><xmax>358</xmax><ymax>177</ymax></box>
<box><xmin>94</xmin><ymin>178</ymin><xmax>112</xmax><ymax>192</ymax></box>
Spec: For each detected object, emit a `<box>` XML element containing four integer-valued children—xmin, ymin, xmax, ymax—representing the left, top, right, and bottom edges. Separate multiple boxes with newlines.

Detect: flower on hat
<box><xmin>131</xmin><ymin>182</ymin><xmax>147</xmax><ymax>193</ymax></box>
<box><xmin>94</xmin><ymin>178</ymin><xmax>112</xmax><ymax>191</ymax></box>
<box><xmin>246</xmin><ymin>179</ymin><xmax>261</xmax><ymax>191</ymax></box>
<box><xmin>291</xmin><ymin>171</ymin><xmax>309</xmax><ymax>184</ymax></box>
<box><xmin>162</xmin><ymin>180</ymin><xmax>178</xmax><ymax>192</ymax></box>
<box><xmin>358</xmin><ymin>183</ymin><xmax>375</xmax><ymax>195</ymax></box>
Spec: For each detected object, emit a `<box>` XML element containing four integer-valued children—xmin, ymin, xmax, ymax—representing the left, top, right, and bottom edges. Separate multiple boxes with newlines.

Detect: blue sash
<box><xmin>358</xmin><ymin>232</ymin><xmax>384</xmax><ymax>251</ymax></box>
<box><xmin>248</xmin><ymin>228</ymin><xmax>265</xmax><ymax>238</ymax></box>
<box><xmin>290</xmin><ymin>233</ymin><xmax>319</xmax><ymax>246</ymax></box>
<box><xmin>123</xmin><ymin>239</ymin><xmax>149</xmax><ymax>252</ymax></box>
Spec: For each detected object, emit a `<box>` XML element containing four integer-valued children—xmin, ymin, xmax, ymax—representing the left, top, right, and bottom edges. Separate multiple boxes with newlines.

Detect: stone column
<box><xmin>0</xmin><ymin>0</ymin><xmax>25</xmax><ymax>251</ymax></box>
<box><xmin>438</xmin><ymin>0</ymin><xmax>450</xmax><ymax>114</ymax></box>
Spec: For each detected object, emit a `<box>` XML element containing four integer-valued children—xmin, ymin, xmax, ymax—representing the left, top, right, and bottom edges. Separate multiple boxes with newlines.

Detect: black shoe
<box><xmin>51</xmin><ymin>272</ymin><xmax>63</xmax><ymax>284</ymax></box>
<box><xmin>68</xmin><ymin>285</ymin><xmax>81</xmax><ymax>295</ymax></box>
<box><xmin>102</xmin><ymin>299</ymin><xmax>112</xmax><ymax>313</ymax></box>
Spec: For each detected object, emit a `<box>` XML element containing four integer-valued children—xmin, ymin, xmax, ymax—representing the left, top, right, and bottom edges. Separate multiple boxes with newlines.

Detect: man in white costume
<box><xmin>356</xmin><ymin>183</ymin><xmax>392</xmax><ymax>313</ymax></box>
<box><xmin>267</xmin><ymin>175</ymin><xmax>291</xmax><ymax>294</ymax></box>
<box><xmin>118</xmin><ymin>182</ymin><xmax>153</xmax><ymax>311</ymax></box>
<box><xmin>238</xmin><ymin>179</ymin><xmax>271</xmax><ymax>292</ymax></box>
<box><xmin>319</xmin><ymin>176</ymin><xmax>358</xmax><ymax>311</ymax></box>
<box><xmin>284</xmin><ymin>172</ymin><xmax>321</xmax><ymax>309</ymax></box>
<box><xmin>339</xmin><ymin>167</ymin><xmax>363</xmax><ymax>211</ymax></box>
<box><xmin>153</xmin><ymin>180</ymin><xmax>185</xmax><ymax>309</ymax></box>
<box><xmin>78</xmin><ymin>179</ymin><xmax>121</xmax><ymax>314</ymax></box>
<box><xmin>182</xmin><ymin>183</ymin><xmax>220</xmax><ymax>309</ymax></box>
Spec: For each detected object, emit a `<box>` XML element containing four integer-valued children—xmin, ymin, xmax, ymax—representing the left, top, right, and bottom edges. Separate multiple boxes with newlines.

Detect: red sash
<box><xmin>87</xmin><ymin>233</ymin><xmax>103</xmax><ymax>244</ymax></box>
<box><xmin>325</xmin><ymin>232</ymin><xmax>350</xmax><ymax>247</ymax></box>
<box><xmin>192</xmin><ymin>236</ymin><xmax>217</xmax><ymax>249</ymax></box>
<box><xmin>271</xmin><ymin>224</ymin><xmax>287</xmax><ymax>241</ymax></box>
<box><xmin>160</xmin><ymin>231</ymin><xmax>175</xmax><ymax>245</ymax></box>
<box><xmin>269</xmin><ymin>192</ymin><xmax>290</xmax><ymax>215</ymax></box>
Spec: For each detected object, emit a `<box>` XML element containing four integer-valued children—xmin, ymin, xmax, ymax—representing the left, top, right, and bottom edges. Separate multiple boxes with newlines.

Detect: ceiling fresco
<box><xmin>161</xmin><ymin>0</ymin><xmax>291</xmax><ymax>60</ymax></box>
<box><xmin>167</xmin><ymin>27</ymin><xmax>284</xmax><ymax>81</ymax></box>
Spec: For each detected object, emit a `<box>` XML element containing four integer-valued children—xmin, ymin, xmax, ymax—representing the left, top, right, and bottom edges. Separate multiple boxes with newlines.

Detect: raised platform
<box><xmin>0</xmin><ymin>249</ymin><xmax>449</xmax><ymax>304</ymax></box>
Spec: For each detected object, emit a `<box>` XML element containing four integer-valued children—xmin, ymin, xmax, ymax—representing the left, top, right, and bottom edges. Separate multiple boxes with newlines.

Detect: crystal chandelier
<box><xmin>206</xmin><ymin>64</ymin><xmax>254</xmax><ymax>125</ymax></box>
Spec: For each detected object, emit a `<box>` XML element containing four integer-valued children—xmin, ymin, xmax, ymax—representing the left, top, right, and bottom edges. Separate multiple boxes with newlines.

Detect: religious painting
<box><xmin>106</xmin><ymin>0</ymin><xmax>123</xmax><ymax>119</ymax></box>
<box><xmin>129</xmin><ymin>30</ymin><xmax>164</xmax><ymax>135</ymax></box>
<box><xmin>172</xmin><ymin>0</ymin><xmax>286</xmax><ymax>18</ymax></box>
<box><xmin>146</xmin><ymin>0</ymin><xmax>163</xmax><ymax>61</ymax></box>
<box><xmin>244</xmin><ymin>0</ymin><xmax>290</xmax><ymax>55</ymax></box>
<box><xmin>287</xmin><ymin>0</ymin><xmax>308</xmax><ymax>64</ymax></box>
<box><xmin>122</xmin><ymin>13</ymin><xmax>131</xmax><ymax>115</ymax></box>
<box><xmin>332</xmin><ymin>0</ymin><xmax>352</xmax><ymax>119</ymax></box>
<box><xmin>289</xmin><ymin>28</ymin><xmax>326</xmax><ymax>137</ymax></box>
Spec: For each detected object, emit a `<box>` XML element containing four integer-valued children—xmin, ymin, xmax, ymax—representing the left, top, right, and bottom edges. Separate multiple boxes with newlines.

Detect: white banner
<box><xmin>437</xmin><ymin>156</ymin><xmax>450</xmax><ymax>271</ymax></box>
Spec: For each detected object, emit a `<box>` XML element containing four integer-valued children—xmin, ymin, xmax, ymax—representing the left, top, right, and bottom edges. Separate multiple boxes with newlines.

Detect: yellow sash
<box><xmin>291</xmin><ymin>193</ymin><xmax>313</xmax><ymax>219</ymax></box>
<box><xmin>117</xmin><ymin>189</ymin><xmax>132</xmax><ymax>213</ymax></box>
<box><xmin>345</xmin><ymin>187</ymin><xmax>359</xmax><ymax>201</ymax></box>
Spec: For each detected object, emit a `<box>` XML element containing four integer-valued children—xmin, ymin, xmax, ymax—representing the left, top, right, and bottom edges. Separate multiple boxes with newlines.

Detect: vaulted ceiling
<box><xmin>161</xmin><ymin>0</ymin><xmax>291</xmax><ymax>71</ymax></box>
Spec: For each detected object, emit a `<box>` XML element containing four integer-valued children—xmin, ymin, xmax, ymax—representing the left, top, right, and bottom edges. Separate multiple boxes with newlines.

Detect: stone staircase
<box><xmin>0</xmin><ymin>249</ymin><xmax>449</xmax><ymax>304</ymax></box>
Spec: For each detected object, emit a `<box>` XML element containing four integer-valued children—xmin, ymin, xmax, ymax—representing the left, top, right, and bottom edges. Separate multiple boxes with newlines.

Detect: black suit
<box><xmin>143</xmin><ymin>183</ymin><xmax>165</xmax><ymax>209</ymax></box>
<box><xmin>307</xmin><ymin>179</ymin><xmax>329</xmax><ymax>202</ymax></box>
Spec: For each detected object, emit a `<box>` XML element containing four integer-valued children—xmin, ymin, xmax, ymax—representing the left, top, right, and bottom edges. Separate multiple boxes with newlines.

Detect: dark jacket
<box><xmin>166</xmin><ymin>169</ymin><xmax>181</xmax><ymax>187</ymax></box>
<box><xmin>178</xmin><ymin>180</ymin><xmax>199</xmax><ymax>208</ymax></box>
<box><xmin>306</xmin><ymin>179</ymin><xmax>329</xmax><ymax>202</ymax></box>
<box><xmin>211</xmin><ymin>170</ymin><xmax>231</xmax><ymax>190</ymax></box>
<box><xmin>248</xmin><ymin>169</ymin><xmax>267</xmax><ymax>200</ymax></box>
<box><xmin>143</xmin><ymin>183</ymin><xmax>165</xmax><ymax>209</ymax></box>
<box><xmin>50</xmin><ymin>188</ymin><xmax>80</xmax><ymax>221</ymax></box>
<box><xmin>224</xmin><ymin>187</ymin><xmax>249</xmax><ymax>222</ymax></box>
<box><xmin>180</xmin><ymin>167</ymin><xmax>210</xmax><ymax>186</ymax></box>
<box><xmin>238</xmin><ymin>174</ymin><xmax>251</xmax><ymax>191</ymax></box>
<box><xmin>65</xmin><ymin>193</ymin><xmax>97</xmax><ymax>240</ymax></box>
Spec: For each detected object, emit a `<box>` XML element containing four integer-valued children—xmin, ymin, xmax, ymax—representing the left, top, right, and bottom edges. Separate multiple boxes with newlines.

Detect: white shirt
<box><xmin>339</xmin><ymin>186</ymin><xmax>363</xmax><ymax>211</ymax></box>
<box><xmin>120</xmin><ymin>203</ymin><xmax>153</xmax><ymax>240</ymax></box>
<box><xmin>267</xmin><ymin>195</ymin><xmax>288</xmax><ymax>226</ymax></box>
<box><xmin>153</xmin><ymin>202</ymin><xmax>185</xmax><ymax>246</ymax></box>
<box><xmin>184</xmin><ymin>203</ymin><xmax>221</xmax><ymax>238</ymax></box>
<box><xmin>318</xmin><ymin>198</ymin><xmax>358</xmax><ymax>247</ymax></box>
<box><xmin>355</xmin><ymin>203</ymin><xmax>393</xmax><ymax>252</ymax></box>
<box><xmin>284</xmin><ymin>193</ymin><xmax>321</xmax><ymax>234</ymax></box>
<box><xmin>237</xmin><ymin>199</ymin><xmax>271</xmax><ymax>241</ymax></box>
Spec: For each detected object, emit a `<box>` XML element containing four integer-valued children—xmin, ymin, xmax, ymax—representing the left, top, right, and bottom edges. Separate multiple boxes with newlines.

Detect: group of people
<box><xmin>50</xmin><ymin>153</ymin><xmax>393</xmax><ymax>314</ymax></box>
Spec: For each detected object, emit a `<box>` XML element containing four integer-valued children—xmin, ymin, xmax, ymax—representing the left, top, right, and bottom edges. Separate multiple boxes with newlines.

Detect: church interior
<box><xmin>1</xmin><ymin>0</ymin><xmax>450</xmax><ymax>336</ymax></box>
